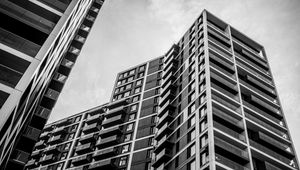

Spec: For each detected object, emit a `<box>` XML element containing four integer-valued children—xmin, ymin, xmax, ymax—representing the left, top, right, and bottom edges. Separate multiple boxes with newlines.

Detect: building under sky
<box><xmin>0</xmin><ymin>0</ymin><xmax>104</xmax><ymax>169</ymax></box>
<box><xmin>27</xmin><ymin>10</ymin><xmax>299</xmax><ymax>170</ymax></box>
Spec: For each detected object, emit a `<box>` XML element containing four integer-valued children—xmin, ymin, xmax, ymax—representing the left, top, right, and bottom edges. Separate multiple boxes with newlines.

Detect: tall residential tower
<box><xmin>0</xmin><ymin>0</ymin><xmax>105</xmax><ymax>169</ymax></box>
<box><xmin>28</xmin><ymin>10</ymin><xmax>298</xmax><ymax>170</ymax></box>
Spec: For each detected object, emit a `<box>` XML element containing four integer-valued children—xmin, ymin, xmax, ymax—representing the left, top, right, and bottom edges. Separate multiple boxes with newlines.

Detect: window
<box><xmin>128</xmin><ymin>76</ymin><xmax>134</xmax><ymax>82</ymax></box>
<box><xmin>188</xmin><ymin>103</ymin><xmax>196</xmax><ymax>115</ymax></box>
<box><xmin>75</xmin><ymin>116</ymin><xmax>81</xmax><ymax>122</ymax></box>
<box><xmin>200</xmin><ymin>106</ymin><xmax>207</xmax><ymax>118</ymax></box>
<box><xmin>200</xmin><ymin>151</ymin><xmax>209</xmax><ymax>165</ymax></box>
<box><xmin>134</xmin><ymin>87</ymin><xmax>141</xmax><ymax>94</ymax></box>
<box><xmin>136</xmin><ymin>79</ymin><xmax>142</xmax><ymax>86</ymax></box>
<box><xmin>129</xmin><ymin>69</ymin><xmax>135</xmax><ymax>75</ymax></box>
<box><xmin>57</xmin><ymin>162</ymin><xmax>64</xmax><ymax>170</ymax></box>
<box><xmin>147</xmin><ymin>149</ymin><xmax>153</xmax><ymax>158</ymax></box>
<box><xmin>199</xmin><ymin>72</ymin><xmax>205</xmax><ymax>81</ymax></box>
<box><xmin>188</xmin><ymin>159</ymin><xmax>196</xmax><ymax>170</ymax></box>
<box><xmin>64</xmin><ymin>143</ymin><xmax>71</xmax><ymax>150</ymax></box>
<box><xmin>200</xmin><ymin>119</ymin><xmax>207</xmax><ymax>132</ymax></box>
<box><xmin>199</xmin><ymin>82</ymin><xmax>205</xmax><ymax>92</ymax></box>
<box><xmin>188</xmin><ymin>115</ymin><xmax>196</xmax><ymax>128</ymax></box>
<box><xmin>139</xmin><ymin>65</ymin><xmax>145</xmax><ymax>71</ymax></box>
<box><xmin>124</xmin><ymin>72</ymin><xmax>128</xmax><ymax>77</ymax></box>
<box><xmin>130</xmin><ymin>104</ymin><xmax>138</xmax><ymax>112</ymax></box>
<box><xmin>153</xmin><ymin>106</ymin><xmax>158</xmax><ymax>113</ymax></box>
<box><xmin>189</xmin><ymin>91</ymin><xmax>196</xmax><ymax>102</ymax></box>
<box><xmin>200</xmin><ymin>134</ymin><xmax>208</xmax><ymax>148</ymax></box>
<box><xmin>129</xmin><ymin>113</ymin><xmax>135</xmax><ymax>121</ymax></box>
<box><xmin>148</xmin><ymin>137</ymin><xmax>154</xmax><ymax>146</ymax></box>
<box><xmin>132</xmin><ymin>95</ymin><xmax>139</xmax><ymax>102</ymax></box>
<box><xmin>126</xmin><ymin>83</ymin><xmax>132</xmax><ymax>89</ymax></box>
<box><xmin>154</xmin><ymin>97</ymin><xmax>159</xmax><ymax>104</ymax></box>
<box><xmin>188</xmin><ymin>144</ymin><xmax>196</xmax><ymax>157</ymax></box>
<box><xmin>189</xmin><ymin>71</ymin><xmax>195</xmax><ymax>81</ymax></box>
<box><xmin>155</xmin><ymin>88</ymin><xmax>160</xmax><ymax>94</ymax></box>
<box><xmin>188</xmin><ymin>129</ymin><xmax>196</xmax><ymax>142</ymax></box>
<box><xmin>119</xmin><ymin>156</ymin><xmax>128</xmax><ymax>166</ymax></box>
<box><xmin>68</xmin><ymin>133</ymin><xmax>74</xmax><ymax>140</ymax></box>
<box><xmin>126</xmin><ymin>123</ymin><xmax>134</xmax><ymax>131</ymax></box>
<box><xmin>124</xmin><ymin>134</ymin><xmax>132</xmax><ymax>142</ymax></box>
<box><xmin>200</xmin><ymin>93</ymin><xmax>206</xmax><ymax>104</ymax></box>
<box><xmin>124</xmin><ymin>91</ymin><xmax>130</xmax><ymax>97</ymax></box>
<box><xmin>138</xmin><ymin>72</ymin><xmax>144</xmax><ymax>78</ymax></box>
<box><xmin>121</xmin><ymin>144</ymin><xmax>130</xmax><ymax>153</ymax></box>
<box><xmin>60</xmin><ymin>152</ymin><xmax>67</xmax><ymax>160</ymax></box>
<box><xmin>71</xmin><ymin>125</ymin><xmax>77</xmax><ymax>131</ymax></box>
<box><xmin>189</xmin><ymin>81</ymin><xmax>195</xmax><ymax>91</ymax></box>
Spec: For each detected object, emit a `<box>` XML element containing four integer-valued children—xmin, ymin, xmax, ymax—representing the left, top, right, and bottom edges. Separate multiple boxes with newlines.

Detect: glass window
<box><xmin>148</xmin><ymin>137</ymin><xmax>154</xmax><ymax>146</ymax></box>
<box><xmin>57</xmin><ymin>162</ymin><xmax>64</xmax><ymax>170</ymax></box>
<box><xmin>124</xmin><ymin>91</ymin><xmax>130</xmax><ymax>97</ymax></box>
<box><xmin>130</xmin><ymin>104</ymin><xmax>138</xmax><ymax>112</ymax></box>
<box><xmin>189</xmin><ymin>91</ymin><xmax>196</xmax><ymax>102</ymax></box>
<box><xmin>200</xmin><ymin>134</ymin><xmax>208</xmax><ymax>148</ymax></box>
<box><xmin>129</xmin><ymin>69</ymin><xmax>135</xmax><ymax>75</ymax></box>
<box><xmin>124</xmin><ymin>72</ymin><xmax>128</xmax><ymax>77</ymax></box>
<box><xmin>64</xmin><ymin>143</ymin><xmax>71</xmax><ymax>150</ymax></box>
<box><xmin>200</xmin><ymin>106</ymin><xmax>207</xmax><ymax>118</ymax></box>
<box><xmin>75</xmin><ymin>116</ymin><xmax>81</xmax><ymax>122</ymax></box>
<box><xmin>188</xmin><ymin>103</ymin><xmax>196</xmax><ymax>115</ymax></box>
<box><xmin>138</xmin><ymin>72</ymin><xmax>144</xmax><ymax>78</ymax></box>
<box><xmin>121</xmin><ymin>144</ymin><xmax>130</xmax><ymax>153</ymax></box>
<box><xmin>188</xmin><ymin>115</ymin><xmax>196</xmax><ymax>128</ymax></box>
<box><xmin>189</xmin><ymin>71</ymin><xmax>195</xmax><ymax>81</ymax></box>
<box><xmin>134</xmin><ymin>87</ymin><xmax>141</xmax><ymax>93</ymax></box>
<box><xmin>201</xmin><ymin>151</ymin><xmax>208</xmax><ymax>165</ymax></box>
<box><xmin>153</xmin><ymin>106</ymin><xmax>158</xmax><ymax>113</ymax></box>
<box><xmin>189</xmin><ymin>81</ymin><xmax>195</xmax><ymax>91</ymax></box>
<box><xmin>126</xmin><ymin>123</ymin><xmax>134</xmax><ymax>131</ymax></box>
<box><xmin>188</xmin><ymin>159</ymin><xmax>196</xmax><ymax>170</ymax></box>
<box><xmin>68</xmin><ymin>133</ymin><xmax>74</xmax><ymax>140</ymax></box>
<box><xmin>129</xmin><ymin>113</ymin><xmax>135</xmax><ymax>121</ymax></box>
<box><xmin>139</xmin><ymin>65</ymin><xmax>145</xmax><ymax>71</ymax></box>
<box><xmin>188</xmin><ymin>129</ymin><xmax>196</xmax><ymax>142</ymax></box>
<box><xmin>60</xmin><ymin>152</ymin><xmax>67</xmax><ymax>160</ymax></box>
<box><xmin>119</xmin><ymin>156</ymin><xmax>128</xmax><ymax>166</ymax></box>
<box><xmin>200</xmin><ymin>119</ymin><xmax>207</xmax><ymax>132</ymax></box>
<box><xmin>124</xmin><ymin>133</ymin><xmax>132</xmax><ymax>142</ymax></box>
<box><xmin>126</xmin><ymin>83</ymin><xmax>132</xmax><ymax>89</ymax></box>
<box><xmin>136</xmin><ymin>79</ymin><xmax>142</xmax><ymax>86</ymax></box>
<box><xmin>128</xmin><ymin>76</ymin><xmax>134</xmax><ymax>82</ymax></box>
<box><xmin>132</xmin><ymin>95</ymin><xmax>140</xmax><ymax>102</ymax></box>
<box><xmin>188</xmin><ymin>144</ymin><xmax>196</xmax><ymax>157</ymax></box>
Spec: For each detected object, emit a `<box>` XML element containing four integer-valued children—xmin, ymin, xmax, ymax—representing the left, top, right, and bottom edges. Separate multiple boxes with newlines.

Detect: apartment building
<box><xmin>27</xmin><ymin>10</ymin><xmax>299</xmax><ymax>170</ymax></box>
<box><xmin>0</xmin><ymin>0</ymin><xmax>105</xmax><ymax>169</ymax></box>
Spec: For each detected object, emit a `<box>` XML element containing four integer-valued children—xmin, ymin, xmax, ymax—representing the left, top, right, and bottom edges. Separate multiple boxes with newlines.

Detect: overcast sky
<box><xmin>50</xmin><ymin>0</ymin><xmax>300</xmax><ymax>158</ymax></box>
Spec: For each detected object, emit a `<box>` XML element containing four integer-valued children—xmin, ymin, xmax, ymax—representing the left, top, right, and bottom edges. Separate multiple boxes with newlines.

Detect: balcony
<box><xmin>39</xmin><ymin>154</ymin><xmax>57</xmax><ymax>165</ymax></box>
<box><xmin>244</xmin><ymin>111</ymin><xmax>287</xmax><ymax>139</ymax></box>
<box><xmin>67</xmin><ymin>166</ymin><xmax>88</xmax><ymax>170</ymax></box>
<box><xmin>72</xmin><ymin>154</ymin><xmax>92</xmax><ymax>166</ymax></box>
<box><xmin>44</xmin><ymin>89</ymin><xmax>60</xmax><ymax>100</ymax></box>
<box><xmin>52</xmin><ymin>126</ymin><xmax>67</xmax><ymax>135</ymax></box>
<box><xmin>161</xmin><ymin>73</ymin><xmax>175</xmax><ymax>87</ymax></box>
<box><xmin>257</xmin><ymin>132</ymin><xmax>294</xmax><ymax>158</ymax></box>
<box><xmin>86</xmin><ymin>114</ymin><xmax>101</xmax><ymax>124</ymax></box>
<box><xmin>106</xmin><ymin>98</ymin><xmax>128</xmax><ymax>109</ymax></box>
<box><xmin>214</xmin><ymin>137</ymin><xmax>249</xmax><ymax>162</ymax></box>
<box><xmin>25</xmin><ymin>159</ymin><xmax>38</xmax><ymax>168</ymax></box>
<box><xmin>154</xmin><ymin>135</ymin><xmax>174</xmax><ymax>154</ymax></box>
<box><xmin>82</xmin><ymin>123</ymin><xmax>100</xmax><ymax>134</ymax></box>
<box><xmin>10</xmin><ymin>149</ymin><xmax>30</xmax><ymax>165</ymax></box>
<box><xmin>105</xmin><ymin>106</ymin><xmax>126</xmax><ymax>118</ymax></box>
<box><xmin>155</xmin><ymin>123</ymin><xmax>173</xmax><ymax>141</ymax></box>
<box><xmin>31</xmin><ymin>150</ymin><xmax>41</xmax><ymax>158</ymax></box>
<box><xmin>99</xmin><ymin>126</ymin><xmax>122</xmax><ymax>138</ymax></box>
<box><xmin>157</xmin><ymin>110</ymin><xmax>174</xmax><ymax>129</ymax></box>
<box><xmin>208</xmin><ymin>40</ymin><xmax>232</xmax><ymax>61</ymax></box>
<box><xmin>215</xmin><ymin>154</ymin><xmax>249</xmax><ymax>170</ymax></box>
<box><xmin>75</xmin><ymin>143</ymin><xmax>94</xmax><ymax>154</ymax></box>
<box><xmin>212</xmin><ymin>90</ymin><xmax>241</xmax><ymax>114</ymax></box>
<box><xmin>47</xmin><ymin>135</ymin><xmax>63</xmax><ymax>145</ymax></box>
<box><xmin>96</xmin><ymin>135</ymin><xmax>121</xmax><ymax>149</ymax></box>
<box><xmin>214</xmin><ymin>121</ymin><xmax>245</xmax><ymax>142</ymax></box>
<box><xmin>102</xmin><ymin>115</ymin><xmax>124</xmax><ymax>128</ymax></box>
<box><xmin>23</xmin><ymin>126</ymin><xmax>41</xmax><ymax>141</ymax></box>
<box><xmin>88</xmin><ymin>159</ymin><xmax>117</xmax><ymax>170</ymax></box>
<box><xmin>236</xmin><ymin>59</ymin><xmax>272</xmax><ymax>86</ymax></box>
<box><xmin>249</xmin><ymin>140</ymin><xmax>294</xmax><ymax>166</ymax></box>
<box><xmin>213</xmin><ymin>107</ymin><xmax>243</xmax><ymax>132</ymax></box>
<box><xmin>35</xmin><ymin>140</ymin><xmax>46</xmax><ymax>149</ymax></box>
<box><xmin>44</xmin><ymin>145</ymin><xmax>61</xmax><ymax>154</ymax></box>
<box><xmin>162</xmin><ymin>62</ymin><xmax>177</xmax><ymax>79</ymax></box>
<box><xmin>79</xmin><ymin>133</ymin><xmax>98</xmax><ymax>144</ymax></box>
<box><xmin>159</xmin><ymin>91</ymin><xmax>175</xmax><ymax>108</ymax></box>
<box><xmin>39</xmin><ymin>131</ymin><xmax>49</xmax><ymax>139</ymax></box>
<box><xmin>93</xmin><ymin>147</ymin><xmax>118</xmax><ymax>160</ymax></box>
<box><xmin>34</xmin><ymin>106</ymin><xmax>51</xmax><ymax>120</ymax></box>
<box><xmin>157</xmin><ymin>100</ymin><xmax>176</xmax><ymax>118</ymax></box>
<box><xmin>152</xmin><ymin>148</ymin><xmax>172</xmax><ymax>168</ymax></box>
<box><xmin>161</xmin><ymin>81</ymin><xmax>176</xmax><ymax>95</ymax></box>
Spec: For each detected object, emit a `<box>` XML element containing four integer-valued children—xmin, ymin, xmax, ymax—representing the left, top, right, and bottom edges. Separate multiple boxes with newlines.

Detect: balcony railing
<box><xmin>23</xmin><ymin>126</ymin><xmax>41</xmax><ymax>141</ymax></box>
<box><xmin>93</xmin><ymin>147</ymin><xmax>117</xmax><ymax>160</ymax></box>
<box><xmin>215</xmin><ymin>154</ymin><xmax>249</xmax><ymax>170</ymax></box>
<box><xmin>214</xmin><ymin>137</ymin><xmax>248</xmax><ymax>160</ymax></box>
<box><xmin>214</xmin><ymin>121</ymin><xmax>245</xmax><ymax>142</ymax></box>
<box><xmin>35</xmin><ymin>106</ymin><xmax>51</xmax><ymax>119</ymax></box>
<box><xmin>249</xmin><ymin>140</ymin><xmax>294</xmax><ymax>166</ymax></box>
<box><xmin>88</xmin><ymin>159</ymin><xmax>117</xmax><ymax>169</ymax></box>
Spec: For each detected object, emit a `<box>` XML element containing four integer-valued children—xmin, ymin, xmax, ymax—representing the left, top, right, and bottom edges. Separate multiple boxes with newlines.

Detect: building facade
<box><xmin>0</xmin><ymin>0</ymin><xmax>104</xmax><ymax>169</ymax></box>
<box><xmin>27</xmin><ymin>10</ymin><xmax>299</xmax><ymax>170</ymax></box>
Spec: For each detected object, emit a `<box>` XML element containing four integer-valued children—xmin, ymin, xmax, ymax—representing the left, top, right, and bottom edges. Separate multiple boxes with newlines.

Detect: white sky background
<box><xmin>50</xmin><ymin>0</ymin><xmax>300</xmax><ymax>158</ymax></box>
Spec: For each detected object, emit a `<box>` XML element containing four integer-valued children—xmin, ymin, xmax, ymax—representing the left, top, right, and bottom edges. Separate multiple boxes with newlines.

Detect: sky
<box><xmin>50</xmin><ymin>0</ymin><xmax>300</xmax><ymax>159</ymax></box>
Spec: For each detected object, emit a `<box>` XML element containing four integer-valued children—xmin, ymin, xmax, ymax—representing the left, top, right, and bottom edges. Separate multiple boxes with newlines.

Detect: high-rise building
<box><xmin>27</xmin><ymin>10</ymin><xmax>299</xmax><ymax>170</ymax></box>
<box><xmin>0</xmin><ymin>0</ymin><xmax>105</xmax><ymax>169</ymax></box>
